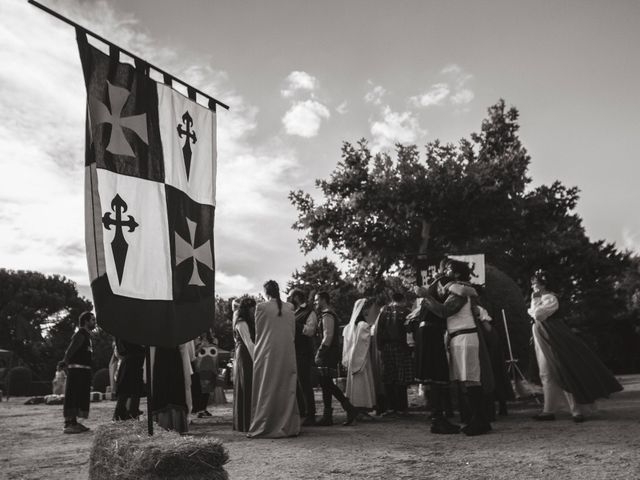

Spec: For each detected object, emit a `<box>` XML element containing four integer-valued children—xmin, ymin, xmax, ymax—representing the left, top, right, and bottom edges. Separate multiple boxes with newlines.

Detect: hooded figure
<box><xmin>342</xmin><ymin>299</ymin><xmax>379</xmax><ymax>411</ymax></box>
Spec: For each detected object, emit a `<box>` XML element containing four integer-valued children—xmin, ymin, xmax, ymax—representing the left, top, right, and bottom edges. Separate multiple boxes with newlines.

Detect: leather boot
<box><xmin>430</xmin><ymin>415</ymin><xmax>461</xmax><ymax>434</ymax></box>
<box><xmin>316</xmin><ymin>407</ymin><xmax>333</xmax><ymax>426</ymax></box>
<box><xmin>302</xmin><ymin>415</ymin><xmax>317</xmax><ymax>426</ymax></box>
<box><xmin>341</xmin><ymin>400</ymin><xmax>357</xmax><ymax>426</ymax></box>
<box><xmin>462</xmin><ymin>386</ymin><xmax>491</xmax><ymax>436</ymax></box>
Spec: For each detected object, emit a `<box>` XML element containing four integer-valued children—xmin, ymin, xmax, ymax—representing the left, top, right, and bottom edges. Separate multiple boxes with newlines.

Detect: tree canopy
<box><xmin>289</xmin><ymin>99</ymin><xmax>640</xmax><ymax>371</ymax></box>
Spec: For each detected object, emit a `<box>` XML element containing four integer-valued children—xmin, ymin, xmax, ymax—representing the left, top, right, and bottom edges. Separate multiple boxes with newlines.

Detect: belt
<box><xmin>448</xmin><ymin>328</ymin><xmax>478</xmax><ymax>340</ymax></box>
<box><xmin>67</xmin><ymin>364</ymin><xmax>91</xmax><ymax>369</ymax></box>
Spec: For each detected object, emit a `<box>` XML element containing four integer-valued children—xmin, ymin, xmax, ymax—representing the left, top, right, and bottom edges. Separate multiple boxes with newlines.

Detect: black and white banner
<box><xmin>79</xmin><ymin>32</ymin><xmax>216</xmax><ymax>347</ymax></box>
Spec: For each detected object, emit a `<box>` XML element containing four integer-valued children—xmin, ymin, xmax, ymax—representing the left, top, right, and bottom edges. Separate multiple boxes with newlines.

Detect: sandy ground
<box><xmin>2</xmin><ymin>376</ymin><xmax>640</xmax><ymax>480</ymax></box>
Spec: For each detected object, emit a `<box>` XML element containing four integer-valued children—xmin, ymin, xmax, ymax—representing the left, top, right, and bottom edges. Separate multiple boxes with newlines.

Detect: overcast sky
<box><xmin>1</xmin><ymin>0</ymin><xmax>639</xmax><ymax>299</ymax></box>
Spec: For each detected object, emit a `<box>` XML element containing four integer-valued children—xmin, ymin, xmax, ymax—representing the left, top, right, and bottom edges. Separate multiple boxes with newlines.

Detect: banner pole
<box><xmin>145</xmin><ymin>346</ymin><xmax>154</xmax><ymax>436</ymax></box>
<box><xmin>28</xmin><ymin>0</ymin><xmax>229</xmax><ymax>111</ymax></box>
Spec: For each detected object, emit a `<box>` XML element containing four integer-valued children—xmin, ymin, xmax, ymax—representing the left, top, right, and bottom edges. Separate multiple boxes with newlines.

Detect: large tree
<box><xmin>0</xmin><ymin>269</ymin><xmax>96</xmax><ymax>379</ymax></box>
<box><xmin>289</xmin><ymin>100</ymin><xmax>638</xmax><ymax>371</ymax></box>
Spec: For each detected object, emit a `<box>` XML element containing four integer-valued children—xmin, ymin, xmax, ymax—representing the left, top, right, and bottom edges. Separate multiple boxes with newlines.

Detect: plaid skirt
<box><xmin>381</xmin><ymin>343</ymin><xmax>414</xmax><ymax>385</ymax></box>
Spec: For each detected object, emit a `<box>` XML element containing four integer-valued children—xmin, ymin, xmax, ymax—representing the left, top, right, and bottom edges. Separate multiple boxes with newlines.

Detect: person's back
<box><xmin>249</xmin><ymin>282</ymin><xmax>300</xmax><ymax>438</ymax></box>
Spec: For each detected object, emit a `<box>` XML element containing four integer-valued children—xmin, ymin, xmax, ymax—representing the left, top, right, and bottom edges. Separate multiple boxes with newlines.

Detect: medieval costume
<box><xmin>530</xmin><ymin>291</ymin><xmax>623</xmax><ymax>421</ymax></box>
<box><xmin>342</xmin><ymin>299</ymin><xmax>377</xmax><ymax>411</ymax></box>
<box><xmin>233</xmin><ymin>306</ymin><xmax>255</xmax><ymax>432</ymax></box>
<box><xmin>113</xmin><ymin>338</ymin><xmax>145</xmax><ymax>420</ymax></box>
<box><xmin>151</xmin><ymin>343</ymin><xmax>193</xmax><ymax>434</ymax></box>
<box><xmin>248</xmin><ymin>298</ymin><xmax>300</xmax><ymax>438</ymax></box>
<box><xmin>62</xmin><ymin>318</ymin><xmax>93</xmax><ymax>434</ymax></box>
<box><xmin>375</xmin><ymin>298</ymin><xmax>414</xmax><ymax>416</ymax></box>
<box><xmin>314</xmin><ymin>304</ymin><xmax>357</xmax><ymax>426</ymax></box>
<box><xmin>422</xmin><ymin>279</ymin><xmax>495</xmax><ymax>436</ymax></box>
<box><xmin>410</xmin><ymin>277</ymin><xmax>459</xmax><ymax>433</ymax></box>
<box><xmin>192</xmin><ymin>335</ymin><xmax>217</xmax><ymax>417</ymax></box>
<box><xmin>52</xmin><ymin>363</ymin><xmax>66</xmax><ymax>396</ymax></box>
<box><xmin>294</xmin><ymin>299</ymin><xmax>317</xmax><ymax>425</ymax></box>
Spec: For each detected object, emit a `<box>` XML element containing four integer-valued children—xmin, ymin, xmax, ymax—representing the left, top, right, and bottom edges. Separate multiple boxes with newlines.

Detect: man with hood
<box><xmin>421</xmin><ymin>259</ymin><xmax>494</xmax><ymax>436</ymax></box>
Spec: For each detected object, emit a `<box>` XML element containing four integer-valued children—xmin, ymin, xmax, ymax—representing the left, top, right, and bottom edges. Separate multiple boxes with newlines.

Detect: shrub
<box><xmin>92</xmin><ymin>368</ymin><xmax>110</xmax><ymax>393</ymax></box>
<box><xmin>89</xmin><ymin>422</ymin><xmax>229</xmax><ymax>480</ymax></box>
<box><xmin>7</xmin><ymin>366</ymin><xmax>32</xmax><ymax>396</ymax></box>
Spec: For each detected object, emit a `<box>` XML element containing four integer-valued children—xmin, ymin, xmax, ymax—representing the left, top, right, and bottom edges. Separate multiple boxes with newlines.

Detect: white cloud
<box><xmin>282</xmin><ymin>99</ymin><xmax>331</xmax><ymax>137</ymax></box>
<box><xmin>370</xmin><ymin>106</ymin><xmax>426</xmax><ymax>152</ymax></box>
<box><xmin>622</xmin><ymin>228</ymin><xmax>640</xmax><ymax>254</ymax></box>
<box><xmin>336</xmin><ymin>101</ymin><xmax>349</xmax><ymax>115</ymax></box>
<box><xmin>410</xmin><ymin>83</ymin><xmax>450</xmax><ymax>108</ymax></box>
<box><xmin>451</xmin><ymin>88</ymin><xmax>475</xmax><ymax>105</ymax></box>
<box><xmin>281</xmin><ymin>71</ymin><xmax>318</xmax><ymax>97</ymax></box>
<box><xmin>441</xmin><ymin>64</ymin><xmax>462</xmax><ymax>75</ymax></box>
<box><xmin>0</xmin><ymin>0</ymin><xmax>303</xmax><ymax>297</ymax></box>
<box><xmin>364</xmin><ymin>84</ymin><xmax>387</xmax><ymax>105</ymax></box>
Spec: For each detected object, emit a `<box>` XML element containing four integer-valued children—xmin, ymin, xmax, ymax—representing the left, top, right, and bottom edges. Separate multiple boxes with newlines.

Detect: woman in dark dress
<box><xmin>232</xmin><ymin>297</ymin><xmax>256</xmax><ymax>432</ymax></box>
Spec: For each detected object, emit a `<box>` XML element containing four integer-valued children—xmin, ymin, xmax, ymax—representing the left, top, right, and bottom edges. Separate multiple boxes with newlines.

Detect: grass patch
<box><xmin>89</xmin><ymin>421</ymin><xmax>229</xmax><ymax>480</ymax></box>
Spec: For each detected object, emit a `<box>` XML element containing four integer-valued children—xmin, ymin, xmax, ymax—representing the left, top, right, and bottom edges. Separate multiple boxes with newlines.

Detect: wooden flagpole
<box><xmin>145</xmin><ymin>346</ymin><xmax>153</xmax><ymax>436</ymax></box>
<box><xmin>28</xmin><ymin>0</ymin><xmax>230</xmax><ymax>111</ymax></box>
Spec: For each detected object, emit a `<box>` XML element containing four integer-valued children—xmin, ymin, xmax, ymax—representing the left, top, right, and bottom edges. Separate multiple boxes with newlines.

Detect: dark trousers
<box><xmin>385</xmin><ymin>384</ymin><xmax>408</xmax><ymax>412</ymax></box>
<box><xmin>114</xmin><ymin>395</ymin><xmax>141</xmax><ymax>420</ymax></box>
<box><xmin>318</xmin><ymin>376</ymin><xmax>348</xmax><ymax>411</ymax></box>
<box><xmin>296</xmin><ymin>353</ymin><xmax>316</xmax><ymax>417</ymax></box>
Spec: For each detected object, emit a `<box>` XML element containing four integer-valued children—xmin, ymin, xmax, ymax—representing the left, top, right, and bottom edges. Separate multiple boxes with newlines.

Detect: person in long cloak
<box><xmin>113</xmin><ymin>338</ymin><xmax>145</xmax><ymax>420</ymax></box>
<box><xmin>233</xmin><ymin>297</ymin><xmax>256</xmax><ymax>432</ymax></box>
<box><xmin>343</xmin><ymin>298</ymin><xmax>378</xmax><ymax>415</ymax></box>
<box><xmin>529</xmin><ymin>270</ymin><xmax>623</xmax><ymax>422</ymax></box>
<box><xmin>248</xmin><ymin>280</ymin><xmax>300</xmax><ymax>438</ymax></box>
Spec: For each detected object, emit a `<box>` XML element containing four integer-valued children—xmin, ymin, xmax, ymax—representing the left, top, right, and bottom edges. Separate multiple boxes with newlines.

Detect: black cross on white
<box><xmin>175</xmin><ymin>218</ymin><xmax>213</xmax><ymax>286</ymax></box>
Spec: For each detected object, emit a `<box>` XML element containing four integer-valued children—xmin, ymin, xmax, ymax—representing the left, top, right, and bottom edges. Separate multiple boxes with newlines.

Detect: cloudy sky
<box><xmin>1</xmin><ymin>0</ymin><xmax>639</xmax><ymax>299</ymax></box>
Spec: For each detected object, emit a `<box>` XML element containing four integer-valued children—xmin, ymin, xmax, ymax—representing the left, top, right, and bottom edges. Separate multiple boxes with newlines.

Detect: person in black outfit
<box><xmin>313</xmin><ymin>291</ymin><xmax>356</xmax><ymax>426</ymax></box>
<box><xmin>60</xmin><ymin>311</ymin><xmax>95</xmax><ymax>434</ymax></box>
<box><xmin>290</xmin><ymin>289</ymin><xmax>318</xmax><ymax>426</ymax></box>
<box><xmin>113</xmin><ymin>338</ymin><xmax>146</xmax><ymax>420</ymax></box>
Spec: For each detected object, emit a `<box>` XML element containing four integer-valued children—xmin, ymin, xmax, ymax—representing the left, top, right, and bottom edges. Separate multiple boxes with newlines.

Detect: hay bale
<box><xmin>89</xmin><ymin>421</ymin><xmax>229</xmax><ymax>480</ymax></box>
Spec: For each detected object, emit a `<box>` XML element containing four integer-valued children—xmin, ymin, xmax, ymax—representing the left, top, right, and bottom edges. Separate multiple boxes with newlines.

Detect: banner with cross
<box><xmin>78</xmin><ymin>32</ymin><xmax>217</xmax><ymax>347</ymax></box>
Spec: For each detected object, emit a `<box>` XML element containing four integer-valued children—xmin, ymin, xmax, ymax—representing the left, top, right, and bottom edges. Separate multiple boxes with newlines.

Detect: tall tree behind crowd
<box><xmin>290</xmin><ymin>100</ymin><xmax>640</xmax><ymax>372</ymax></box>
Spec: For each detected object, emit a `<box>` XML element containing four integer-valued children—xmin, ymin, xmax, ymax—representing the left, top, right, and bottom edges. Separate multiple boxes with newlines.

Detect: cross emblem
<box><xmin>102</xmin><ymin>194</ymin><xmax>139</xmax><ymax>285</ymax></box>
<box><xmin>90</xmin><ymin>81</ymin><xmax>148</xmax><ymax>157</ymax></box>
<box><xmin>175</xmin><ymin>218</ymin><xmax>212</xmax><ymax>286</ymax></box>
<box><xmin>177</xmin><ymin>111</ymin><xmax>197</xmax><ymax>179</ymax></box>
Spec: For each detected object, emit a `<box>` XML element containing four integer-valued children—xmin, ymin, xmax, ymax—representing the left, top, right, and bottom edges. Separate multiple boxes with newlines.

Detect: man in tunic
<box><xmin>314</xmin><ymin>291</ymin><xmax>357</xmax><ymax>426</ymax></box>
<box><xmin>421</xmin><ymin>260</ymin><xmax>494</xmax><ymax>436</ymax></box>
<box><xmin>248</xmin><ymin>280</ymin><xmax>300</xmax><ymax>438</ymax></box>
<box><xmin>113</xmin><ymin>338</ymin><xmax>145</xmax><ymax>420</ymax></box>
<box><xmin>376</xmin><ymin>292</ymin><xmax>414</xmax><ymax>417</ymax></box>
<box><xmin>60</xmin><ymin>310</ymin><xmax>95</xmax><ymax>434</ymax></box>
<box><xmin>290</xmin><ymin>289</ymin><xmax>318</xmax><ymax>426</ymax></box>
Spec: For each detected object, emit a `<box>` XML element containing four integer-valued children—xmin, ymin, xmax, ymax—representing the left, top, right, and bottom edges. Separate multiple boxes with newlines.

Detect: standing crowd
<box><xmin>59</xmin><ymin>260</ymin><xmax>623</xmax><ymax>438</ymax></box>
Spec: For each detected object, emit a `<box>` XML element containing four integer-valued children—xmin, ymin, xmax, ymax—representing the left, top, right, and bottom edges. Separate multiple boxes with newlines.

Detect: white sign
<box><xmin>447</xmin><ymin>254</ymin><xmax>485</xmax><ymax>285</ymax></box>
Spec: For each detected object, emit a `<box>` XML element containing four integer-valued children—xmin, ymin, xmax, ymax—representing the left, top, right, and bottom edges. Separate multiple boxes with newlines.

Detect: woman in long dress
<box><xmin>342</xmin><ymin>299</ymin><xmax>378</xmax><ymax>416</ymax></box>
<box><xmin>247</xmin><ymin>280</ymin><xmax>300</xmax><ymax>438</ymax></box>
<box><xmin>233</xmin><ymin>297</ymin><xmax>256</xmax><ymax>432</ymax></box>
<box><xmin>529</xmin><ymin>270</ymin><xmax>623</xmax><ymax>422</ymax></box>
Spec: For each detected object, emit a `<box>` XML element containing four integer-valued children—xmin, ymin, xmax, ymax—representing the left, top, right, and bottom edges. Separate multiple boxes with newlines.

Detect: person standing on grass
<box><xmin>60</xmin><ymin>310</ymin><xmax>95</xmax><ymax>434</ymax></box>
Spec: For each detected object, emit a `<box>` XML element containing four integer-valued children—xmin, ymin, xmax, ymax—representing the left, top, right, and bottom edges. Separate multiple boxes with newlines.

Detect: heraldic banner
<box><xmin>78</xmin><ymin>32</ymin><xmax>217</xmax><ymax>347</ymax></box>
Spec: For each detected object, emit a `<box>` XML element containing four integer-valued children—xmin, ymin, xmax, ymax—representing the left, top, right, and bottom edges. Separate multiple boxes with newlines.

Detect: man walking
<box><xmin>290</xmin><ymin>289</ymin><xmax>318</xmax><ymax>426</ymax></box>
<box><xmin>313</xmin><ymin>292</ymin><xmax>356</xmax><ymax>426</ymax></box>
<box><xmin>61</xmin><ymin>311</ymin><xmax>96</xmax><ymax>434</ymax></box>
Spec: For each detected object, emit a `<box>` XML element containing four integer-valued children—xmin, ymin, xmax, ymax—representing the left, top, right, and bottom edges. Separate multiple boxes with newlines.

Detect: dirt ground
<box><xmin>2</xmin><ymin>375</ymin><xmax>640</xmax><ymax>480</ymax></box>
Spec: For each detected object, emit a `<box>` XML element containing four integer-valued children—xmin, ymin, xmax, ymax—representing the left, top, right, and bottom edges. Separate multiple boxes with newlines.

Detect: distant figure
<box><xmin>342</xmin><ymin>299</ymin><xmax>377</xmax><ymax>415</ymax></box>
<box><xmin>113</xmin><ymin>338</ymin><xmax>145</xmax><ymax>420</ymax></box>
<box><xmin>52</xmin><ymin>361</ymin><xmax>66</xmax><ymax>396</ymax></box>
<box><xmin>529</xmin><ymin>269</ymin><xmax>623</xmax><ymax>423</ymax></box>
<box><xmin>60</xmin><ymin>310</ymin><xmax>95</xmax><ymax>434</ymax></box>
<box><xmin>233</xmin><ymin>297</ymin><xmax>256</xmax><ymax>432</ymax></box>
<box><xmin>313</xmin><ymin>291</ymin><xmax>357</xmax><ymax>426</ymax></box>
<box><xmin>290</xmin><ymin>289</ymin><xmax>318</xmax><ymax>426</ymax></box>
<box><xmin>248</xmin><ymin>280</ymin><xmax>300</xmax><ymax>438</ymax></box>
<box><xmin>192</xmin><ymin>332</ymin><xmax>216</xmax><ymax>418</ymax></box>
<box><xmin>376</xmin><ymin>292</ymin><xmax>414</xmax><ymax>417</ymax></box>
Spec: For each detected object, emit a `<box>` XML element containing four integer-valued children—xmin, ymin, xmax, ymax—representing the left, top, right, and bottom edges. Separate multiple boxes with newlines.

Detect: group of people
<box><xmin>59</xmin><ymin>261</ymin><xmax>623</xmax><ymax>438</ymax></box>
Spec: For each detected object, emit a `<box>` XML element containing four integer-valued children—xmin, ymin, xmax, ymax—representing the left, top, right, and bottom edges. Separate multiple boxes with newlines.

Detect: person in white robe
<box><xmin>343</xmin><ymin>299</ymin><xmax>378</xmax><ymax>414</ymax></box>
<box><xmin>248</xmin><ymin>280</ymin><xmax>300</xmax><ymax>438</ymax></box>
